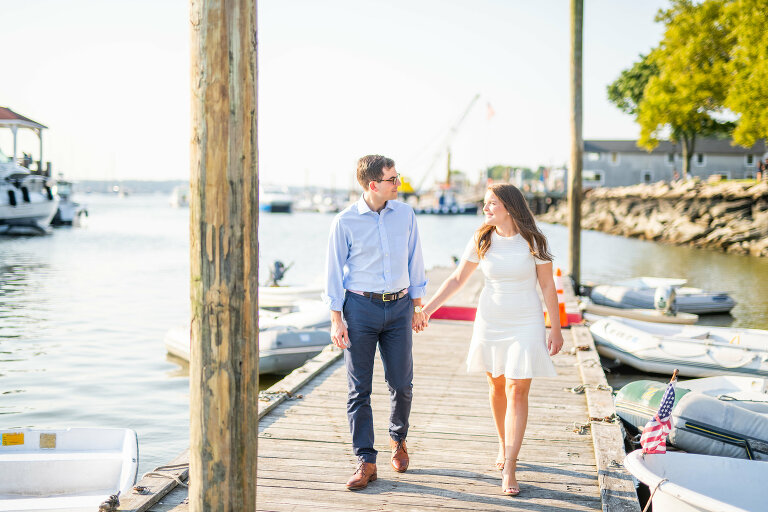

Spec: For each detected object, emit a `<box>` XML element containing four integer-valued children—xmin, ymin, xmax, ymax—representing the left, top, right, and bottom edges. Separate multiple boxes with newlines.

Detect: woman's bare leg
<box><xmin>502</xmin><ymin>378</ymin><xmax>532</xmax><ymax>493</ymax></box>
<box><xmin>487</xmin><ymin>373</ymin><xmax>507</xmax><ymax>468</ymax></box>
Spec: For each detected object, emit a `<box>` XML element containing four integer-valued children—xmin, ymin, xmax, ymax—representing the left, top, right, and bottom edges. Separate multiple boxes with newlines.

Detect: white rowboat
<box><xmin>0</xmin><ymin>427</ymin><xmax>138</xmax><ymax>512</ymax></box>
<box><xmin>624</xmin><ymin>450</ymin><xmax>768</xmax><ymax>512</ymax></box>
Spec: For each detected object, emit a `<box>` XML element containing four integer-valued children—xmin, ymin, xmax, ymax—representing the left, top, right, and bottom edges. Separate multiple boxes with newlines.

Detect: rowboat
<box><xmin>589</xmin><ymin>316</ymin><xmax>768</xmax><ymax>378</ymax></box>
<box><xmin>590</xmin><ymin>284</ymin><xmax>736</xmax><ymax>315</ymax></box>
<box><xmin>624</xmin><ymin>450</ymin><xmax>768</xmax><ymax>512</ymax></box>
<box><xmin>0</xmin><ymin>427</ymin><xmax>138</xmax><ymax>512</ymax></box>
<box><xmin>581</xmin><ymin>298</ymin><xmax>698</xmax><ymax>324</ymax></box>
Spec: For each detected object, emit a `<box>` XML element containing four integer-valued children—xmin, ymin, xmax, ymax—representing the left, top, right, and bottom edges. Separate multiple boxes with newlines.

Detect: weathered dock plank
<box><xmin>140</xmin><ymin>268</ymin><xmax>639</xmax><ymax>511</ymax></box>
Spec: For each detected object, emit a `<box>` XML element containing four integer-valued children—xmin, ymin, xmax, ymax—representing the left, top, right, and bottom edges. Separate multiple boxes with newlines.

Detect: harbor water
<box><xmin>1</xmin><ymin>193</ymin><xmax>767</xmax><ymax>474</ymax></box>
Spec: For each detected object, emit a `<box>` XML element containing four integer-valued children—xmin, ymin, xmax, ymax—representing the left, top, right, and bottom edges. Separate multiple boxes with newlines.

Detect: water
<box><xmin>1</xmin><ymin>194</ymin><xmax>766</xmax><ymax>474</ymax></box>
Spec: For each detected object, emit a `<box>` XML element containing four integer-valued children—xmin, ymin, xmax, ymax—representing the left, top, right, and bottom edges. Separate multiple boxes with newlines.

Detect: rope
<box><xmin>564</xmin><ymin>383</ymin><xmax>613</xmax><ymax>394</ymax></box>
<box><xmin>141</xmin><ymin>463</ymin><xmax>190</xmax><ymax>488</ymax></box>
<box><xmin>642</xmin><ymin>477</ymin><xmax>669</xmax><ymax>512</ymax></box>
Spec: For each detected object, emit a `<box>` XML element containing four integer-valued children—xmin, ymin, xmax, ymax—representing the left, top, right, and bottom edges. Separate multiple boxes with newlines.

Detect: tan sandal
<box><xmin>502</xmin><ymin>458</ymin><xmax>520</xmax><ymax>496</ymax></box>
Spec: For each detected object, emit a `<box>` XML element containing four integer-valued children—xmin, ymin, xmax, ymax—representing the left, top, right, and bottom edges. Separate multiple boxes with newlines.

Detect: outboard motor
<box><xmin>267</xmin><ymin>260</ymin><xmax>291</xmax><ymax>287</ymax></box>
<box><xmin>654</xmin><ymin>285</ymin><xmax>677</xmax><ymax>315</ymax></box>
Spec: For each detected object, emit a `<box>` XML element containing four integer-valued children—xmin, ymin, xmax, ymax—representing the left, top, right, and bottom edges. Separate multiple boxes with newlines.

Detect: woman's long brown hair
<box><xmin>475</xmin><ymin>183</ymin><xmax>553</xmax><ymax>261</ymax></box>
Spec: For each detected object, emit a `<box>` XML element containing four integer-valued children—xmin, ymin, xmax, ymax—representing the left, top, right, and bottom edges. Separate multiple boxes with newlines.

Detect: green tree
<box><xmin>637</xmin><ymin>0</ymin><xmax>734</xmax><ymax>177</ymax></box>
<box><xmin>723</xmin><ymin>0</ymin><xmax>768</xmax><ymax>147</ymax></box>
<box><xmin>606</xmin><ymin>53</ymin><xmax>659</xmax><ymax>116</ymax></box>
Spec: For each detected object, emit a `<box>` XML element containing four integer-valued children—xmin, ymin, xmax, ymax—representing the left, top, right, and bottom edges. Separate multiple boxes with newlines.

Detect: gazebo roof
<box><xmin>0</xmin><ymin>107</ymin><xmax>47</xmax><ymax>131</ymax></box>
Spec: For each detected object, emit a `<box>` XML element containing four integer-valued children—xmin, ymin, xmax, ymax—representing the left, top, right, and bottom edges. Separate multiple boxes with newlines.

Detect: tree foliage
<box><xmin>637</xmin><ymin>0</ymin><xmax>734</xmax><ymax>176</ymax></box>
<box><xmin>606</xmin><ymin>53</ymin><xmax>659</xmax><ymax>116</ymax></box>
<box><xmin>723</xmin><ymin>0</ymin><xmax>768</xmax><ymax>146</ymax></box>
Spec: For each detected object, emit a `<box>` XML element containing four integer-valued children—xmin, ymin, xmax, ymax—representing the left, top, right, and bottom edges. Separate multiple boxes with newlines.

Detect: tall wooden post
<box><xmin>189</xmin><ymin>0</ymin><xmax>259</xmax><ymax>510</ymax></box>
<box><xmin>568</xmin><ymin>0</ymin><xmax>583</xmax><ymax>291</ymax></box>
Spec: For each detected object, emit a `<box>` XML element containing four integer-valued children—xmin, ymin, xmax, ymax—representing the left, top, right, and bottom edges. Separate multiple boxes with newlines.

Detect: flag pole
<box><xmin>670</xmin><ymin>369</ymin><xmax>679</xmax><ymax>382</ymax></box>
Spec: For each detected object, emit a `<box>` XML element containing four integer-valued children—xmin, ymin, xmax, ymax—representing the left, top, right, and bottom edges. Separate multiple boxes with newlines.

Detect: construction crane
<box><xmin>414</xmin><ymin>93</ymin><xmax>481</xmax><ymax>193</ymax></box>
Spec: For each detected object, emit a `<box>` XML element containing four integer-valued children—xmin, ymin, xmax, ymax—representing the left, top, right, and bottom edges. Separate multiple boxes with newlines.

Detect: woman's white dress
<box><xmin>461</xmin><ymin>231</ymin><xmax>557</xmax><ymax>379</ymax></box>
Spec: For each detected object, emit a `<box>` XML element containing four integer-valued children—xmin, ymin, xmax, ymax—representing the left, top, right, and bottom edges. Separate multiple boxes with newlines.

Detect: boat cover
<box><xmin>670</xmin><ymin>393</ymin><xmax>768</xmax><ymax>461</ymax></box>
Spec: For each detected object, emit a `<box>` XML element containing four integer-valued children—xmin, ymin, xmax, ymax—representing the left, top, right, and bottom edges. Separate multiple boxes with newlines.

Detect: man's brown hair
<box><xmin>356</xmin><ymin>155</ymin><xmax>395</xmax><ymax>189</ymax></box>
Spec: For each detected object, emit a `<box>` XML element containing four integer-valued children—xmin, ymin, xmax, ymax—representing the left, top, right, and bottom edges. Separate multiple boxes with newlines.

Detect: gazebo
<box><xmin>0</xmin><ymin>107</ymin><xmax>48</xmax><ymax>174</ymax></box>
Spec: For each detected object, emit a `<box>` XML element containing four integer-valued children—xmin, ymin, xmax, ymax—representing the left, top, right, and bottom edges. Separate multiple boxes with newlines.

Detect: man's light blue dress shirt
<box><xmin>323</xmin><ymin>195</ymin><xmax>427</xmax><ymax>311</ymax></box>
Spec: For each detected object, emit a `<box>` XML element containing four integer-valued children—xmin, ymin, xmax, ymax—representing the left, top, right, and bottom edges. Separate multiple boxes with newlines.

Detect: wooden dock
<box><xmin>121</xmin><ymin>269</ymin><xmax>639</xmax><ymax>511</ymax></box>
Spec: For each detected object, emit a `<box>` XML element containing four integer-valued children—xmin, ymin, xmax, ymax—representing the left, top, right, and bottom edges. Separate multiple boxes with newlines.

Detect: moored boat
<box><xmin>164</xmin><ymin>310</ymin><xmax>331</xmax><ymax>374</ymax></box>
<box><xmin>624</xmin><ymin>450</ymin><xmax>767</xmax><ymax>512</ymax></box>
<box><xmin>582</xmin><ymin>298</ymin><xmax>698</xmax><ymax>324</ymax></box>
<box><xmin>0</xmin><ymin>427</ymin><xmax>138</xmax><ymax>512</ymax></box>
<box><xmin>589</xmin><ymin>316</ymin><xmax>768</xmax><ymax>378</ymax></box>
<box><xmin>590</xmin><ymin>283</ymin><xmax>736</xmax><ymax>315</ymax></box>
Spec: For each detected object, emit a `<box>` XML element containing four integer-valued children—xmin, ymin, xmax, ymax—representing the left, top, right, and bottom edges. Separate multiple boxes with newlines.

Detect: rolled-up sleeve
<box><xmin>323</xmin><ymin>217</ymin><xmax>348</xmax><ymax>311</ymax></box>
<box><xmin>406</xmin><ymin>211</ymin><xmax>427</xmax><ymax>298</ymax></box>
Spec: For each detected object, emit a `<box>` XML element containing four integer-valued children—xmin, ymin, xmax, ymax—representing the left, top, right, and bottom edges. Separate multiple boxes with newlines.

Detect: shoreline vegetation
<box><xmin>537</xmin><ymin>179</ymin><xmax>768</xmax><ymax>257</ymax></box>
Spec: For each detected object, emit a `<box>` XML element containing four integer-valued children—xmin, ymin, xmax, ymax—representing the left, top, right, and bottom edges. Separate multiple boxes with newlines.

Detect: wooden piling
<box><xmin>189</xmin><ymin>0</ymin><xmax>259</xmax><ymax>510</ymax></box>
<box><xmin>568</xmin><ymin>0</ymin><xmax>583</xmax><ymax>290</ymax></box>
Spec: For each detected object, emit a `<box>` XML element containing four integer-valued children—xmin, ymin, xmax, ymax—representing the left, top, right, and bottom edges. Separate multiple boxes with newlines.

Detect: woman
<box><xmin>423</xmin><ymin>183</ymin><xmax>564</xmax><ymax>496</ymax></box>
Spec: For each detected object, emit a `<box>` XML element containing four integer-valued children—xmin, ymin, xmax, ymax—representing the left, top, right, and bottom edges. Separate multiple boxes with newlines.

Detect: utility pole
<box><xmin>568</xmin><ymin>0</ymin><xmax>583</xmax><ymax>291</ymax></box>
<box><xmin>189</xmin><ymin>1</ymin><xmax>259</xmax><ymax>510</ymax></box>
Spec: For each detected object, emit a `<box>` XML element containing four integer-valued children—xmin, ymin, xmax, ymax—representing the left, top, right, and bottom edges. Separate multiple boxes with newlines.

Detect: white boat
<box><xmin>0</xmin><ymin>108</ymin><xmax>60</xmax><ymax>234</ymax></box>
<box><xmin>259</xmin><ymin>186</ymin><xmax>293</xmax><ymax>213</ymax></box>
<box><xmin>589</xmin><ymin>316</ymin><xmax>768</xmax><ymax>378</ymax></box>
<box><xmin>51</xmin><ymin>177</ymin><xmax>87</xmax><ymax>226</ymax></box>
<box><xmin>168</xmin><ymin>184</ymin><xmax>189</xmax><ymax>208</ymax></box>
<box><xmin>624</xmin><ymin>450</ymin><xmax>768</xmax><ymax>512</ymax></box>
<box><xmin>165</xmin><ymin>307</ymin><xmax>331</xmax><ymax>374</ymax></box>
<box><xmin>0</xmin><ymin>427</ymin><xmax>138</xmax><ymax>512</ymax></box>
<box><xmin>0</xmin><ymin>156</ymin><xmax>59</xmax><ymax>234</ymax></box>
<box><xmin>590</xmin><ymin>283</ymin><xmax>736</xmax><ymax>315</ymax></box>
<box><xmin>259</xmin><ymin>286</ymin><xmax>323</xmax><ymax>308</ymax></box>
<box><xmin>680</xmin><ymin>375</ymin><xmax>768</xmax><ymax>411</ymax></box>
<box><xmin>582</xmin><ymin>298</ymin><xmax>698</xmax><ymax>324</ymax></box>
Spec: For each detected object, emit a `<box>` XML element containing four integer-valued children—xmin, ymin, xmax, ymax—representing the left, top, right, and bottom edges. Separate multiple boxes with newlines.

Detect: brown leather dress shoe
<box><xmin>390</xmin><ymin>438</ymin><xmax>409</xmax><ymax>473</ymax></box>
<box><xmin>346</xmin><ymin>461</ymin><xmax>377</xmax><ymax>490</ymax></box>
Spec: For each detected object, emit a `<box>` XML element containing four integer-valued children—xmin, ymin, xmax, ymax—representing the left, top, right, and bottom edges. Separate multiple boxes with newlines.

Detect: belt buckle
<box><xmin>382</xmin><ymin>292</ymin><xmax>392</xmax><ymax>302</ymax></box>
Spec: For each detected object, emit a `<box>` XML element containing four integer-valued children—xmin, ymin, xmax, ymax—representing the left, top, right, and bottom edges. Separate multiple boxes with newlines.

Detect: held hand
<box><xmin>548</xmin><ymin>330</ymin><xmax>564</xmax><ymax>356</ymax></box>
<box><xmin>331</xmin><ymin>319</ymin><xmax>350</xmax><ymax>349</ymax></box>
<box><xmin>412</xmin><ymin>311</ymin><xmax>428</xmax><ymax>333</ymax></box>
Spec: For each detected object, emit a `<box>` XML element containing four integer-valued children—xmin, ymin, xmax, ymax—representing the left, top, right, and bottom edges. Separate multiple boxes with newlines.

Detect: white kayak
<box><xmin>624</xmin><ymin>450</ymin><xmax>768</xmax><ymax>512</ymax></box>
<box><xmin>582</xmin><ymin>299</ymin><xmax>698</xmax><ymax>324</ymax></box>
<box><xmin>589</xmin><ymin>316</ymin><xmax>768</xmax><ymax>378</ymax></box>
<box><xmin>0</xmin><ymin>427</ymin><xmax>138</xmax><ymax>512</ymax></box>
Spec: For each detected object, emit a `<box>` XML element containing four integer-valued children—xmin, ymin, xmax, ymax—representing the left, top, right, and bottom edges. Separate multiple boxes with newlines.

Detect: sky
<box><xmin>0</xmin><ymin>0</ymin><xmax>668</xmax><ymax>189</ymax></box>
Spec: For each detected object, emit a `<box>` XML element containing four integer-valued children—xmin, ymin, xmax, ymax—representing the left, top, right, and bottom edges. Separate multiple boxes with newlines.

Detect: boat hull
<box><xmin>590</xmin><ymin>316</ymin><xmax>768</xmax><ymax>378</ymax></box>
<box><xmin>584</xmin><ymin>302</ymin><xmax>698</xmax><ymax>324</ymax></box>
<box><xmin>0</xmin><ymin>428</ymin><xmax>138</xmax><ymax>512</ymax></box>
<box><xmin>624</xmin><ymin>450</ymin><xmax>767</xmax><ymax>512</ymax></box>
<box><xmin>590</xmin><ymin>284</ymin><xmax>735</xmax><ymax>315</ymax></box>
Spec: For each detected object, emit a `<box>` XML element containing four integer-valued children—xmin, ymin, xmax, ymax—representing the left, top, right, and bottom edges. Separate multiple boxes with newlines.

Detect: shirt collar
<box><xmin>356</xmin><ymin>194</ymin><xmax>393</xmax><ymax>215</ymax></box>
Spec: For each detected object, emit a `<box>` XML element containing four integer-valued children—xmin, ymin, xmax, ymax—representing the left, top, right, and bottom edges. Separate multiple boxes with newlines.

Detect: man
<box><xmin>324</xmin><ymin>154</ymin><xmax>428</xmax><ymax>490</ymax></box>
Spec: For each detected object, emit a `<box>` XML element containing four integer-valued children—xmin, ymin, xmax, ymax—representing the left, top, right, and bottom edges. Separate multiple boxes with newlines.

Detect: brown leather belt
<box><xmin>359</xmin><ymin>289</ymin><xmax>408</xmax><ymax>302</ymax></box>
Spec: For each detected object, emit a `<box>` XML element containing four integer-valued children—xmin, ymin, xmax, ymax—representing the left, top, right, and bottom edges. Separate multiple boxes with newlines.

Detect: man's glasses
<box><xmin>375</xmin><ymin>173</ymin><xmax>401</xmax><ymax>185</ymax></box>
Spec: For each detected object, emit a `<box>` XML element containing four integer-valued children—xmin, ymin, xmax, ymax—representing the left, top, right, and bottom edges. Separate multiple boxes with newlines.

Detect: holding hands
<box><xmin>412</xmin><ymin>304</ymin><xmax>429</xmax><ymax>333</ymax></box>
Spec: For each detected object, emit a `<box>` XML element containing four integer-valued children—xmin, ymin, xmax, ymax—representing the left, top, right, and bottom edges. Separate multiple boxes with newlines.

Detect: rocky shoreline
<box><xmin>537</xmin><ymin>180</ymin><xmax>768</xmax><ymax>257</ymax></box>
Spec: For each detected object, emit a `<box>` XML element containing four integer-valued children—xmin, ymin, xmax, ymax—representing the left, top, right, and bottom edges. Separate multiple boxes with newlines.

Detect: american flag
<box><xmin>640</xmin><ymin>379</ymin><xmax>677</xmax><ymax>454</ymax></box>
